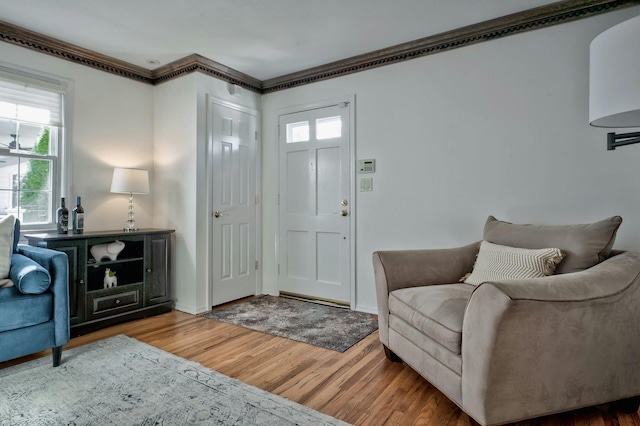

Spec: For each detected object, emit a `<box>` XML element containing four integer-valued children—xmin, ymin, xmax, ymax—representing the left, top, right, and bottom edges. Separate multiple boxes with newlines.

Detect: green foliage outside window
<box><xmin>20</xmin><ymin>127</ymin><xmax>50</xmax><ymax>222</ymax></box>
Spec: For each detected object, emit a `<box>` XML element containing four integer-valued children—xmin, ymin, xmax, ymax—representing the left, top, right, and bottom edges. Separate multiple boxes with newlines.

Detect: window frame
<box><xmin>0</xmin><ymin>62</ymin><xmax>72</xmax><ymax>232</ymax></box>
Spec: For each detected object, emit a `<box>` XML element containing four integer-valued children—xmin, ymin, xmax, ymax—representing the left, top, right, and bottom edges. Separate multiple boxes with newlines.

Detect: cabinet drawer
<box><xmin>87</xmin><ymin>284</ymin><xmax>142</xmax><ymax>320</ymax></box>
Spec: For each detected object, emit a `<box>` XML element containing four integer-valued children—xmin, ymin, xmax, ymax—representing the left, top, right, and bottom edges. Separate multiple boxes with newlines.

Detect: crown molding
<box><xmin>262</xmin><ymin>0</ymin><xmax>640</xmax><ymax>93</ymax></box>
<box><xmin>0</xmin><ymin>19</ymin><xmax>153</xmax><ymax>84</ymax></box>
<box><xmin>153</xmin><ymin>54</ymin><xmax>262</xmax><ymax>93</ymax></box>
<box><xmin>0</xmin><ymin>0</ymin><xmax>637</xmax><ymax>93</ymax></box>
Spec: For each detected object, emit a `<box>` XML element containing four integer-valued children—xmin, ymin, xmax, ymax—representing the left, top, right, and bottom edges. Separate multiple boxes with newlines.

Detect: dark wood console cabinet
<box><xmin>25</xmin><ymin>229</ymin><xmax>174</xmax><ymax>336</ymax></box>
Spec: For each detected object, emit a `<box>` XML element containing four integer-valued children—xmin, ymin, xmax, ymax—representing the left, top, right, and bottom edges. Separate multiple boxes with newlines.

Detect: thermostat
<box><xmin>358</xmin><ymin>159</ymin><xmax>376</xmax><ymax>173</ymax></box>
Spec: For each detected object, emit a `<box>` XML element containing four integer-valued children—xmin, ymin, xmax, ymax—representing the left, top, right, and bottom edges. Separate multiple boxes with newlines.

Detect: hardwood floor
<box><xmin>2</xmin><ymin>308</ymin><xmax>639</xmax><ymax>426</ymax></box>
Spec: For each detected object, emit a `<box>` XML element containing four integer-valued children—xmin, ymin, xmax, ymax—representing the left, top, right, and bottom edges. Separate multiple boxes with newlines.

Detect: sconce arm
<box><xmin>607</xmin><ymin>132</ymin><xmax>640</xmax><ymax>151</ymax></box>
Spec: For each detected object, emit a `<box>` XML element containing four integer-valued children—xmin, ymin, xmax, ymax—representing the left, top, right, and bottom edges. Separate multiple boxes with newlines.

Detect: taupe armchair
<box><xmin>373</xmin><ymin>216</ymin><xmax>640</xmax><ymax>425</ymax></box>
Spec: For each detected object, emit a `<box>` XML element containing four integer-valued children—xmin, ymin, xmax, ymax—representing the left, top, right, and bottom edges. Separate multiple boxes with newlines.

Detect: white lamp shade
<box><xmin>110</xmin><ymin>168</ymin><xmax>149</xmax><ymax>194</ymax></box>
<box><xmin>589</xmin><ymin>14</ymin><xmax>640</xmax><ymax>128</ymax></box>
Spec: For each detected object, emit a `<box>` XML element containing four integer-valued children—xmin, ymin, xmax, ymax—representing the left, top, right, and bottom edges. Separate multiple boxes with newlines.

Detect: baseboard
<box><xmin>195</xmin><ymin>305</ymin><xmax>210</xmax><ymax>315</ymax></box>
<box><xmin>355</xmin><ymin>304</ymin><xmax>378</xmax><ymax>315</ymax></box>
<box><xmin>174</xmin><ymin>303</ymin><xmax>198</xmax><ymax>315</ymax></box>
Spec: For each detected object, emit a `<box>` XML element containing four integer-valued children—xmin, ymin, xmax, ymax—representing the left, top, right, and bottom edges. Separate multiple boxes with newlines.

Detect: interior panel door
<box><xmin>211</xmin><ymin>102</ymin><xmax>257</xmax><ymax>306</ymax></box>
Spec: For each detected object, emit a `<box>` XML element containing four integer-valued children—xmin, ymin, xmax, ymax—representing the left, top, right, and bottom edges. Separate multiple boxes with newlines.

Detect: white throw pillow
<box><xmin>0</xmin><ymin>215</ymin><xmax>15</xmax><ymax>280</ymax></box>
<box><xmin>462</xmin><ymin>240</ymin><xmax>564</xmax><ymax>286</ymax></box>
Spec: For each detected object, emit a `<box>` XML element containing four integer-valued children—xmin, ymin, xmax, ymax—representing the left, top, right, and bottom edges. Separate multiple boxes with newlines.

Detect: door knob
<box><xmin>334</xmin><ymin>209</ymin><xmax>349</xmax><ymax>217</ymax></box>
<box><xmin>213</xmin><ymin>211</ymin><xmax>229</xmax><ymax>218</ymax></box>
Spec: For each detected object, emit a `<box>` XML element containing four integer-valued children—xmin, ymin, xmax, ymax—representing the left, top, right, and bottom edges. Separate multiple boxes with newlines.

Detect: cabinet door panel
<box><xmin>147</xmin><ymin>234</ymin><xmax>170</xmax><ymax>304</ymax></box>
<box><xmin>51</xmin><ymin>244</ymin><xmax>85</xmax><ymax>325</ymax></box>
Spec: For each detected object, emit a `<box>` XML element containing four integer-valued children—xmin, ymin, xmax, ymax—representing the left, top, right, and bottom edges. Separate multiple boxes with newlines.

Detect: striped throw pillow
<box><xmin>462</xmin><ymin>241</ymin><xmax>564</xmax><ymax>286</ymax></box>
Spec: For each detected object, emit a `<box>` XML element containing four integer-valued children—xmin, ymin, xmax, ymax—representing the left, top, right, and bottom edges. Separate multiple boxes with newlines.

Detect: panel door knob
<box><xmin>213</xmin><ymin>211</ymin><xmax>229</xmax><ymax>218</ymax></box>
<box><xmin>334</xmin><ymin>209</ymin><xmax>349</xmax><ymax>217</ymax></box>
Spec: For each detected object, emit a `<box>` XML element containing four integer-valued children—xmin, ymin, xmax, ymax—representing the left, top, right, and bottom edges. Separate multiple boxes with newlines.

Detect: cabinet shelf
<box><xmin>87</xmin><ymin>257</ymin><xmax>144</xmax><ymax>267</ymax></box>
<box><xmin>86</xmin><ymin>282</ymin><xmax>143</xmax><ymax>294</ymax></box>
<box><xmin>24</xmin><ymin>229</ymin><xmax>174</xmax><ymax>336</ymax></box>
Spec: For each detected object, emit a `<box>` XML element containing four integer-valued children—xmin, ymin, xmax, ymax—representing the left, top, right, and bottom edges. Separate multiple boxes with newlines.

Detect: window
<box><xmin>316</xmin><ymin>116</ymin><xmax>341</xmax><ymax>140</ymax></box>
<box><xmin>0</xmin><ymin>66</ymin><xmax>68</xmax><ymax>230</ymax></box>
<box><xmin>286</xmin><ymin>121</ymin><xmax>309</xmax><ymax>143</ymax></box>
<box><xmin>286</xmin><ymin>116</ymin><xmax>342</xmax><ymax>143</ymax></box>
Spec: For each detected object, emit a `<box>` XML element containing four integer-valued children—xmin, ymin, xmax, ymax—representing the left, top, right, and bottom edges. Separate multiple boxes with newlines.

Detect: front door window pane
<box><xmin>316</xmin><ymin>116</ymin><xmax>342</xmax><ymax>140</ymax></box>
<box><xmin>286</xmin><ymin>121</ymin><xmax>309</xmax><ymax>143</ymax></box>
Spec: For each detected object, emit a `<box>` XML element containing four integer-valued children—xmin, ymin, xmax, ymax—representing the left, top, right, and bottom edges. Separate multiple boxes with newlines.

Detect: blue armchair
<box><xmin>0</xmin><ymin>220</ymin><xmax>70</xmax><ymax>367</ymax></box>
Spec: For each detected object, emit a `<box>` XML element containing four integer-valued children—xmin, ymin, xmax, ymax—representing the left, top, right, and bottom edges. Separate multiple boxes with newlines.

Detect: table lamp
<box><xmin>110</xmin><ymin>167</ymin><xmax>149</xmax><ymax>232</ymax></box>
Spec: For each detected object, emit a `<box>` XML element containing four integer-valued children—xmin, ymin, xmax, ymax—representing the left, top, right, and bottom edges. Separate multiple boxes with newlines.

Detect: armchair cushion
<box><xmin>10</xmin><ymin>253</ymin><xmax>51</xmax><ymax>295</ymax></box>
<box><xmin>483</xmin><ymin>215</ymin><xmax>622</xmax><ymax>274</ymax></box>
<box><xmin>462</xmin><ymin>241</ymin><xmax>564</xmax><ymax>286</ymax></box>
<box><xmin>389</xmin><ymin>283</ymin><xmax>474</xmax><ymax>355</ymax></box>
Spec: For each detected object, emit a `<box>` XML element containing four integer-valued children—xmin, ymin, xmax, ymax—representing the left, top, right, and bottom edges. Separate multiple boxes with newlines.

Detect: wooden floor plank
<box><xmin>1</xmin><ymin>309</ymin><xmax>639</xmax><ymax>425</ymax></box>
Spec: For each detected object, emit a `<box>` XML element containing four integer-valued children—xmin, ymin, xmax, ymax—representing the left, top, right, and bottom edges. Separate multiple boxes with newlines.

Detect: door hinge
<box><xmin>255</xmin><ymin>131</ymin><xmax>258</xmax><ymax>140</ymax></box>
<box><xmin>255</xmin><ymin>195</ymin><xmax>259</xmax><ymax>205</ymax></box>
<box><xmin>277</xmin><ymin>194</ymin><xmax>280</xmax><ymax>205</ymax></box>
<box><xmin>255</xmin><ymin>261</ymin><xmax>259</xmax><ymax>270</ymax></box>
<box><xmin>277</xmin><ymin>264</ymin><xmax>280</xmax><ymax>274</ymax></box>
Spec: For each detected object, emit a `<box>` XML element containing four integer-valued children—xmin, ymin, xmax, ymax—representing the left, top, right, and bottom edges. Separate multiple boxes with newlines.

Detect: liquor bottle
<box><xmin>56</xmin><ymin>198</ymin><xmax>68</xmax><ymax>234</ymax></box>
<box><xmin>72</xmin><ymin>196</ymin><xmax>84</xmax><ymax>234</ymax></box>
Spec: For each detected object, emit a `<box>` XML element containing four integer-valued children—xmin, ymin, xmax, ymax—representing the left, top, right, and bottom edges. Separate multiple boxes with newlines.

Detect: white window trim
<box><xmin>0</xmin><ymin>61</ymin><xmax>73</xmax><ymax>232</ymax></box>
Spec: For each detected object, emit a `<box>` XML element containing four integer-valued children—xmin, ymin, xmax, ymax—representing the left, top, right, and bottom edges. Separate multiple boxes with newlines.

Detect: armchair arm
<box><xmin>17</xmin><ymin>245</ymin><xmax>70</xmax><ymax>347</ymax></box>
<box><xmin>461</xmin><ymin>251</ymin><xmax>640</xmax><ymax>425</ymax></box>
<box><xmin>373</xmin><ymin>242</ymin><xmax>479</xmax><ymax>346</ymax></box>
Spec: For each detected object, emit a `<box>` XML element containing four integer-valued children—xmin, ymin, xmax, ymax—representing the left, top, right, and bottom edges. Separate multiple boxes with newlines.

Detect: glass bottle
<box><xmin>72</xmin><ymin>196</ymin><xmax>84</xmax><ymax>234</ymax></box>
<box><xmin>56</xmin><ymin>198</ymin><xmax>68</xmax><ymax>234</ymax></box>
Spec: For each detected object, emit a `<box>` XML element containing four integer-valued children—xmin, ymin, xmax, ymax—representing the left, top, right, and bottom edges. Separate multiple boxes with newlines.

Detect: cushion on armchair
<box><xmin>483</xmin><ymin>215</ymin><xmax>622</xmax><ymax>274</ymax></box>
<box><xmin>462</xmin><ymin>241</ymin><xmax>564</xmax><ymax>285</ymax></box>
<box><xmin>10</xmin><ymin>254</ymin><xmax>51</xmax><ymax>294</ymax></box>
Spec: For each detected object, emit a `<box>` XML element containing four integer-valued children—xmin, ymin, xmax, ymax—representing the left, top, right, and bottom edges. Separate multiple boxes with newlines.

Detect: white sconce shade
<box><xmin>589</xmin><ymin>14</ymin><xmax>640</xmax><ymax>128</ymax></box>
<box><xmin>110</xmin><ymin>168</ymin><xmax>150</xmax><ymax>194</ymax></box>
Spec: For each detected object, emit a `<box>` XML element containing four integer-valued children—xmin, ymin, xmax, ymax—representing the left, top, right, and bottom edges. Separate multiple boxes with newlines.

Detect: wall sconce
<box><xmin>110</xmin><ymin>168</ymin><xmax>149</xmax><ymax>232</ymax></box>
<box><xmin>589</xmin><ymin>14</ymin><xmax>640</xmax><ymax>150</ymax></box>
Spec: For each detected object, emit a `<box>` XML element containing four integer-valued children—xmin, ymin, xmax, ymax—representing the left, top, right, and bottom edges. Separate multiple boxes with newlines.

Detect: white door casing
<box><xmin>278</xmin><ymin>98</ymin><xmax>354</xmax><ymax>305</ymax></box>
<box><xmin>209</xmin><ymin>99</ymin><xmax>259</xmax><ymax>306</ymax></box>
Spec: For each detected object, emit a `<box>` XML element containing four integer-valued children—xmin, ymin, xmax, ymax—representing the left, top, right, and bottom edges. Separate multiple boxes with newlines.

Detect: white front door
<box><xmin>210</xmin><ymin>100</ymin><xmax>258</xmax><ymax>306</ymax></box>
<box><xmin>278</xmin><ymin>100</ymin><xmax>353</xmax><ymax>305</ymax></box>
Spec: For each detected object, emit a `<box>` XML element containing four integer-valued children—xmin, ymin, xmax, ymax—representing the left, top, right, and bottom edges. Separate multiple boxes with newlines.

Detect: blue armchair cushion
<box><xmin>0</xmin><ymin>286</ymin><xmax>52</xmax><ymax>333</ymax></box>
<box><xmin>10</xmin><ymin>253</ymin><xmax>51</xmax><ymax>295</ymax></box>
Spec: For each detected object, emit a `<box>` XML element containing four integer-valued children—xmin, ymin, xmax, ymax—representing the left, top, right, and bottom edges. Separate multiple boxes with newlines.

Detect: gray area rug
<box><xmin>203</xmin><ymin>295</ymin><xmax>378</xmax><ymax>352</ymax></box>
<box><xmin>0</xmin><ymin>335</ymin><xmax>349</xmax><ymax>426</ymax></box>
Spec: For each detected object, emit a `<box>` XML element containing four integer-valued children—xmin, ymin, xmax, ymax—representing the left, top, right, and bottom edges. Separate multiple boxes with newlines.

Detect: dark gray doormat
<box><xmin>202</xmin><ymin>295</ymin><xmax>378</xmax><ymax>352</ymax></box>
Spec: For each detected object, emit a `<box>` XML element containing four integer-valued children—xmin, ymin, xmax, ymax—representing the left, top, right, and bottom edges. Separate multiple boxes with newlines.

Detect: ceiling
<box><xmin>0</xmin><ymin>0</ymin><xmax>561</xmax><ymax>81</ymax></box>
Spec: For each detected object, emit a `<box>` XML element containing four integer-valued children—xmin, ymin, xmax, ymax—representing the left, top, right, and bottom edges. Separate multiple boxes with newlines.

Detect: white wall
<box><xmin>261</xmin><ymin>7</ymin><xmax>640</xmax><ymax>313</ymax></box>
<box><xmin>154</xmin><ymin>74</ymin><xmax>260</xmax><ymax>314</ymax></box>
<box><xmin>153</xmin><ymin>74</ymin><xmax>198</xmax><ymax>313</ymax></box>
<box><xmin>0</xmin><ymin>42</ymin><xmax>155</xmax><ymax>232</ymax></box>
